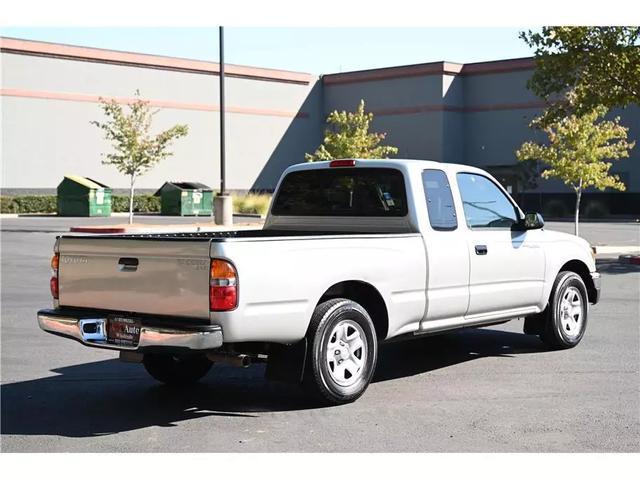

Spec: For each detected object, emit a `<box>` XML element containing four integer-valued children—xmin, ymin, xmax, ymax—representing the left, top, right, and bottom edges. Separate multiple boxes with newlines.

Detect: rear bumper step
<box><xmin>37</xmin><ymin>309</ymin><xmax>223</xmax><ymax>352</ymax></box>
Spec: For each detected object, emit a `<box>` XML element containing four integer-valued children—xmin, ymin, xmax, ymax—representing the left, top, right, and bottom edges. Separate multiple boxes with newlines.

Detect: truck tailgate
<box><xmin>57</xmin><ymin>237</ymin><xmax>211</xmax><ymax>319</ymax></box>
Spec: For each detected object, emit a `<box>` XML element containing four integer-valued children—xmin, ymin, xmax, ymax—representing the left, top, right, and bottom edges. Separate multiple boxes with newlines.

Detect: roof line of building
<box><xmin>0</xmin><ymin>36</ymin><xmax>536</xmax><ymax>87</ymax></box>
<box><xmin>322</xmin><ymin>57</ymin><xmax>536</xmax><ymax>85</ymax></box>
<box><xmin>0</xmin><ymin>36</ymin><xmax>315</xmax><ymax>85</ymax></box>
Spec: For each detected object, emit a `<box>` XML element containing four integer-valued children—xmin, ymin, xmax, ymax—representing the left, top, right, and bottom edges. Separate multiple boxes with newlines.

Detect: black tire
<box><xmin>539</xmin><ymin>271</ymin><xmax>589</xmax><ymax>349</ymax></box>
<box><xmin>303</xmin><ymin>298</ymin><xmax>378</xmax><ymax>405</ymax></box>
<box><xmin>143</xmin><ymin>353</ymin><xmax>212</xmax><ymax>386</ymax></box>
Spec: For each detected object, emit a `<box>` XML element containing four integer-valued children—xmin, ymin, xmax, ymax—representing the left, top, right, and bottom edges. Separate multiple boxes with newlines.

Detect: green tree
<box><xmin>91</xmin><ymin>91</ymin><xmax>188</xmax><ymax>224</ymax></box>
<box><xmin>516</xmin><ymin>106</ymin><xmax>634</xmax><ymax>236</ymax></box>
<box><xmin>520</xmin><ymin>27</ymin><xmax>640</xmax><ymax>123</ymax></box>
<box><xmin>305</xmin><ymin>99</ymin><xmax>398</xmax><ymax>162</ymax></box>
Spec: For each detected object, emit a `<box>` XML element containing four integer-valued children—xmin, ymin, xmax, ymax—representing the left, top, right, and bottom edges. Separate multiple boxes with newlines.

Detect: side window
<box><xmin>422</xmin><ymin>169</ymin><xmax>457</xmax><ymax>231</ymax></box>
<box><xmin>456</xmin><ymin>173</ymin><xmax>518</xmax><ymax>228</ymax></box>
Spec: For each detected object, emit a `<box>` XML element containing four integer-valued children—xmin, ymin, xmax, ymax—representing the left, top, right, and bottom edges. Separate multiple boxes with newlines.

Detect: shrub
<box><xmin>1</xmin><ymin>196</ymin><xmax>18</xmax><ymax>214</ymax></box>
<box><xmin>111</xmin><ymin>195</ymin><xmax>160</xmax><ymax>213</ymax></box>
<box><xmin>1</xmin><ymin>194</ymin><xmax>160</xmax><ymax>214</ymax></box>
<box><xmin>232</xmin><ymin>194</ymin><xmax>272</xmax><ymax>216</ymax></box>
<box><xmin>1</xmin><ymin>195</ymin><xmax>57</xmax><ymax>214</ymax></box>
<box><xmin>15</xmin><ymin>195</ymin><xmax>58</xmax><ymax>213</ymax></box>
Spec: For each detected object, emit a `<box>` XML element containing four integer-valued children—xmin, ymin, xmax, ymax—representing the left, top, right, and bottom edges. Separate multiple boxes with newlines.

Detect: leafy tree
<box><xmin>305</xmin><ymin>99</ymin><xmax>398</xmax><ymax>162</ymax></box>
<box><xmin>520</xmin><ymin>27</ymin><xmax>640</xmax><ymax>123</ymax></box>
<box><xmin>516</xmin><ymin>105</ymin><xmax>634</xmax><ymax>236</ymax></box>
<box><xmin>91</xmin><ymin>91</ymin><xmax>188</xmax><ymax>223</ymax></box>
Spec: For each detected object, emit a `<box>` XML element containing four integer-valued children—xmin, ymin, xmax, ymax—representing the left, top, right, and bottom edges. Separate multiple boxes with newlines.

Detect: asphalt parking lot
<box><xmin>1</xmin><ymin>217</ymin><xmax>639</xmax><ymax>452</ymax></box>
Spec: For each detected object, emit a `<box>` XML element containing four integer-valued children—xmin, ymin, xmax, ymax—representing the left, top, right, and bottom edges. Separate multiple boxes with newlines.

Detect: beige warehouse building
<box><xmin>1</xmin><ymin>36</ymin><xmax>638</xmax><ymax>216</ymax></box>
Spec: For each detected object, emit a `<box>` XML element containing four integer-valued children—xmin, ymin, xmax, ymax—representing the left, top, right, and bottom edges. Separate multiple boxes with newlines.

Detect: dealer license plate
<box><xmin>107</xmin><ymin>316</ymin><xmax>142</xmax><ymax>347</ymax></box>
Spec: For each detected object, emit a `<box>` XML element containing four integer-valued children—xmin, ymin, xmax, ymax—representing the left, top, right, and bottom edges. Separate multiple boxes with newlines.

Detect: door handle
<box><xmin>474</xmin><ymin>245</ymin><xmax>488</xmax><ymax>255</ymax></box>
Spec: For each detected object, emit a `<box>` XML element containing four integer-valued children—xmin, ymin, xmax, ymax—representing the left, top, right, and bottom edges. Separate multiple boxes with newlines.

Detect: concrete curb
<box><xmin>1</xmin><ymin>212</ymin><xmax>253</xmax><ymax>219</ymax></box>
<box><xmin>69</xmin><ymin>223</ymin><xmax>262</xmax><ymax>234</ymax></box>
<box><xmin>69</xmin><ymin>226</ymin><xmax>128</xmax><ymax>234</ymax></box>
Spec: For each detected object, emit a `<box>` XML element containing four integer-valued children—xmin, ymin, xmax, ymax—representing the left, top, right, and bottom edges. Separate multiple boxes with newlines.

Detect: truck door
<box><xmin>455</xmin><ymin>172</ymin><xmax>545</xmax><ymax>318</ymax></box>
<box><xmin>420</xmin><ymin>169</ymin><xmax>470</xmax><ymax>322</ymax></box>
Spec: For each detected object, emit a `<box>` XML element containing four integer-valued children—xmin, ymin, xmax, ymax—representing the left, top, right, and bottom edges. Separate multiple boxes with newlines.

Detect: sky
<box><xmin>0</xmin><ymin>27</ymin><xmax>536</xmax><ymax>74</ymax></box>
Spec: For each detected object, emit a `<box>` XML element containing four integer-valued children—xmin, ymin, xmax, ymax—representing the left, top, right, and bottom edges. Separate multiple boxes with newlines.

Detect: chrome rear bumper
<box><xmin>37</xmin><ymin>309</ymin><xmax>223</xmax><ymax>352</ymax></box>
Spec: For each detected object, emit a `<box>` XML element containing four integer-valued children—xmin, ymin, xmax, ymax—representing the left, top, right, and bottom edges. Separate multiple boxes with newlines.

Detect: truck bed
<box><xmin>56</xmin><ymin>229</ymin><xmax>420</xmax><ymax>321</ymax></box>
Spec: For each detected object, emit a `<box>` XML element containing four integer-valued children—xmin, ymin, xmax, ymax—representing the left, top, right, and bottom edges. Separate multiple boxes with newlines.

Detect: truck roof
<box><xmin>283</xmin><ymin>158</ymin><xmax>490</xmax><ymax>177</ymax></box>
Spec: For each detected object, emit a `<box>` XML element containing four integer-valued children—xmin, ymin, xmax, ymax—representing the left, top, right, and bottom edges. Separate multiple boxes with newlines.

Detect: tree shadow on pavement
<box><xmin>596</xmin><ymin>258</ymin><xmax>640</xmax><ymax>275</ymax></box>
<box><xmin>1</xmin><ymin>328</ymin><xmax>546</xmax><ymax>439</ymax></box>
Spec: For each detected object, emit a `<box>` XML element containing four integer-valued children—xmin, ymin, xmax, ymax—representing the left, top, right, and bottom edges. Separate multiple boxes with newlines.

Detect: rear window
<box><xmin>271</xmin><ymin>167</ymin><xmax>408</xmax><ymax>217</ymax></box>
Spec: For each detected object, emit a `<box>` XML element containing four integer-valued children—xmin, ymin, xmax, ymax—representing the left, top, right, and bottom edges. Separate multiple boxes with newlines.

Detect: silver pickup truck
<box><xmin>38</xmin><ymin>159</ymin><xmax>600</xmax><ymax>404</ymax></box>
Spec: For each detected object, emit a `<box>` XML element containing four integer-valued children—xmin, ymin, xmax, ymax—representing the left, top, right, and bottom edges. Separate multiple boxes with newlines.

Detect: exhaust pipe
<box><xmin>207</xmin><ymin>352</ymin><xmax>251</xmax><ymax>368</ymax></box>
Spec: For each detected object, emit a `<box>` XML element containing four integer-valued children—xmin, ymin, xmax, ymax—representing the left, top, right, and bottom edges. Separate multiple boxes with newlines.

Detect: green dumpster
<box><xmin>57</xmin><ymin>175</ymin><xmax>112</xmax><ymax>217</ymax></box>
<box><xmin>154</xmin><ymin>182</ymin><xmax>213</xmax><ymax>216</ymax></box>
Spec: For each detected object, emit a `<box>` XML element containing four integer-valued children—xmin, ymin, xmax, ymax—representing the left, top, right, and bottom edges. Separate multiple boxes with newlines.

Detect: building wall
<box><xmin>323</xmin><ymin>73</ymin><xmax>447</xmax><ymax>162</ymax></box>
<box><xmin>323</xmin><ymin>60</ymin><xmax>640</xmax><ymax>198</ymax></box>
<box><xmin>0</xmin><ymin>38</ymin><xmax>321</xmax><ymax>193</ymax></box>
<box><xmin>1</xmin><ymin>37</ymin><xmax>639</xmax><ymax>208</ymax></box>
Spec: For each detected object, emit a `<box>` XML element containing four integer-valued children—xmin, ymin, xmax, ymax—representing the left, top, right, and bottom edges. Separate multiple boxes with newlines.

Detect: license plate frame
<box><xmin>107</xmin><ymin>316</ymin><xmax>142</xmax><ymax>347</ymax></box>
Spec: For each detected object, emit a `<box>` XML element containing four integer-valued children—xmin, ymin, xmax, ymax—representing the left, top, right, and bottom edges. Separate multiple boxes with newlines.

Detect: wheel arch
<box><xmin>558</xmin><ymin>259</ymin><xmax>598</xmax><ymax>304</ymax></box>
<box><xmin>316</xmin><ymin>280</ymin><xmax>389</xmax><ymax>341</ymax></box>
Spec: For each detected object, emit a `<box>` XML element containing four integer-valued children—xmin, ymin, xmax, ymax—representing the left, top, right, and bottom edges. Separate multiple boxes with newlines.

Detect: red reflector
<box><xmin>210</xmin><ymin>286</ymin><xmax>237</xmax><ymax>311</ymax></box>
<box><xmin>50</xmin><ymin>276</ymin><xmax>59</xmax><ymax>299</ymax></box>
<box><xmin>329</xmin><ymin>159</ymin><xmax>356</xmax><ymax>168</ymax></box>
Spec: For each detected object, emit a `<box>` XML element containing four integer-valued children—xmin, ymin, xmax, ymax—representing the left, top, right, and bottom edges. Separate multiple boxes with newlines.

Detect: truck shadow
<box><xmin>1</xmin><ymin>328</ymin><xmax>545</xmax><ymax>439</ymax></box>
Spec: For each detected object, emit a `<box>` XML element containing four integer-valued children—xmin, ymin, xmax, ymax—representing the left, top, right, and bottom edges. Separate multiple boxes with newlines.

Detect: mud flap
<box><xmin>265</xmin><ymin>338</ymin><xmax>307</xmax><ymax>383</ymax></box>
<box><xmin>523</xmin><ymin>312</ymin><xmax>546</xmax><ymax>335</ymax></box>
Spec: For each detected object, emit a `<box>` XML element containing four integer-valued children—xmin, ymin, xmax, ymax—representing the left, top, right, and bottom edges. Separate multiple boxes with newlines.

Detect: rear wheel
<box><xmin>143</xmin><ymin>353</ymin><xmax>212</xmax><ymax>385</ymax></box>
<box><xmin>303</xmin><ymin>298</ymin><xmax>378</xmax><ymax>405</ymax></box>
<box><xmin>539</xmin><ymin>271</ymin><xmax>589</xmax><ymax>349</ymax></box>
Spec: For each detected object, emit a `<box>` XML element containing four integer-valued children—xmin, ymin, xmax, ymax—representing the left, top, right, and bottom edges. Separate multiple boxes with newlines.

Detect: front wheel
<box><xmin>540</xmin><ymin>271</ymin><xmax>589</xmax><ymax>349</ymax></box>
<box><xmin>143</xmin><ymin>353</ymin><xmax>212</xmax><ymax>386</ymax></box>
<box><xmin>303</xmin><ymin>298</ymin><xmax>378</xmax><ymax>405</ymax></box>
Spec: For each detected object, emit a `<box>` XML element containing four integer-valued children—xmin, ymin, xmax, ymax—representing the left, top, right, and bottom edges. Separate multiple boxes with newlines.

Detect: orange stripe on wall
<box><xmin>0</xmin><ymin>88</ymin><xmax>545</xmax><ymax>117</ymax></box>
<box><xmin>0</xmin><ymin>88</ymin><xmax>310</xmax><ymax>119</ymax></box>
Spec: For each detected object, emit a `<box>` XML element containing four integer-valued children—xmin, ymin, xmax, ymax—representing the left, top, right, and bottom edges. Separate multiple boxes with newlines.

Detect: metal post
<box><xmin>219</xmin><ymin>26</ymin><xmax>226</xmax><ymax>196</ymax></box>
<box><xmin>214</xmin><ymin>26</ymin><xmax>233</xmax><ymax>226</ymax></box>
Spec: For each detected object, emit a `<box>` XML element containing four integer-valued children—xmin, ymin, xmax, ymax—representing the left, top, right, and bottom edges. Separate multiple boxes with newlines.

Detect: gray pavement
<box><xmin>1</xmin><ymin>220</ymin><xmax>639</xmax><ymax>452</ymax></box>
<box><xmin>543</xmin><ymin>221</ymin><xmax>639</xmax><ymax>247</ymax></box>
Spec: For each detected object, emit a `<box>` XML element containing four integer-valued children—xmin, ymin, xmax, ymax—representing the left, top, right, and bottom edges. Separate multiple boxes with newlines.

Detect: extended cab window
<box><xmin>422</xmin><ymin>169</ymin><xmax>457</xmax><ymax>230</ymax></box>
<box><xmin>456</xmin><ymin>173</ymin><xmax>518</xmax><ymax>228</ymax></box>
<box><xmin>271</xmin><ymin>168</ymin><xmax>407</xmax><ymax>217</ymax></box>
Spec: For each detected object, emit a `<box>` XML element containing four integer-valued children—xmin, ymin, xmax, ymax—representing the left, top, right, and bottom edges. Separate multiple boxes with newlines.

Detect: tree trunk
<box><xmin>128</xmin><ymin>175</ymin><xmax>136</xmax><ymax>225</ymax></box>
<box><xmin>574</xmin><ymin>180</ymin><xmax>583</xmax><ymax>237</ymax></box>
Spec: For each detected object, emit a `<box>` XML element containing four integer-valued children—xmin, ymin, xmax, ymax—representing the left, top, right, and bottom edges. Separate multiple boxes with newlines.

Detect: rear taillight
<box><xmin>50</xmin><ymin>253</ymin><xmax>59</xmax><ymax>299</ymax></box>
<box><xmin>210</xmin><ymin>259</ymin><xmax>237</xmax><ymax>311</ymax></box>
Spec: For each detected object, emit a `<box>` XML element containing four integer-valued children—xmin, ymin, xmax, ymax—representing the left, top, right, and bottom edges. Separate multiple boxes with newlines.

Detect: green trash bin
<box><xmin>154</xmin><ymin>182</ymin><xmax>213</xmax><ymax>216</ymax></box>
<box><xmin>57</xmin><ymin>175</ymin><xmax>112</xmax><ymax>217</ymax></box>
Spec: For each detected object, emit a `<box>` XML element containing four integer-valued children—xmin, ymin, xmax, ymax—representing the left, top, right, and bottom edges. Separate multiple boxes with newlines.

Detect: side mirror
<box><xmin>522</xmin><ymin>212</ymin><xmax>544</xmax><ymax>230</ymax></box>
